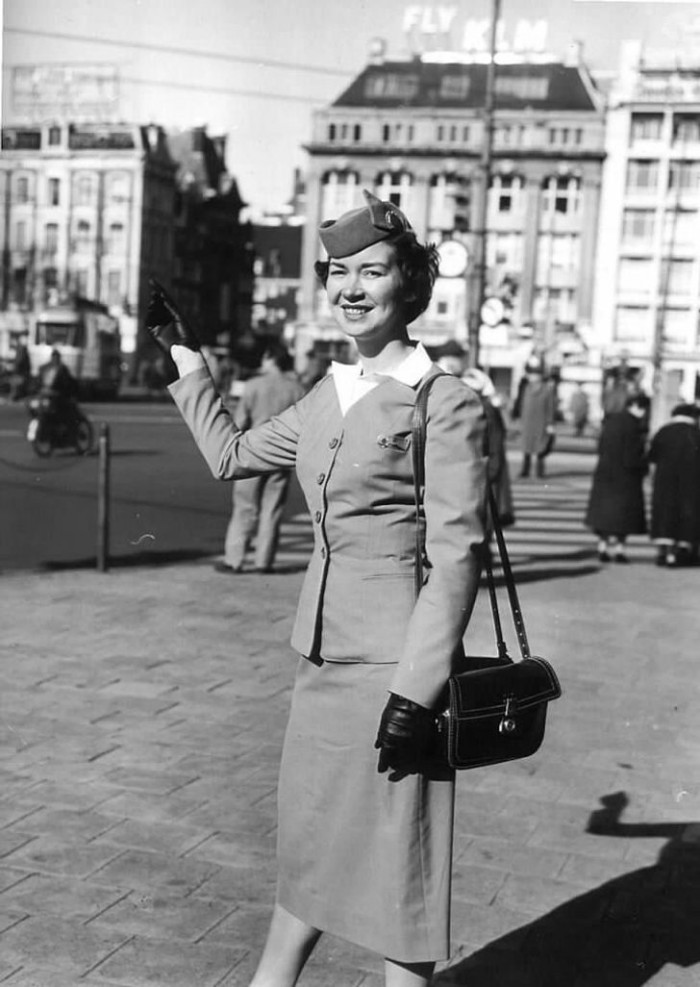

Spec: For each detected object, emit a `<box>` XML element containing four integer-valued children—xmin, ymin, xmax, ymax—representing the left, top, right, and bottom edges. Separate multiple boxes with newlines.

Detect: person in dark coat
<box><xmin>517</xmin><ymin>363</ymin><xmax>556</xmax><ymax>478</ymax></box>
<box><xmin>648</xmin><ymin>403</ymin><xmax>700</xmax><ymax>567</ymax></box>
<box><xmin>585</xmin><ymin>393</ymin><xmax>650</xmax><ymax>563</ymax></box>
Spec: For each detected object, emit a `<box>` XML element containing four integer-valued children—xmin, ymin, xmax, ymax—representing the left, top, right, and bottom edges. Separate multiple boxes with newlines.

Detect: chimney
<box><xmin>565</xmin><ymin>41</ymin><xmax>583</xmax><ymax>67</ymax></box>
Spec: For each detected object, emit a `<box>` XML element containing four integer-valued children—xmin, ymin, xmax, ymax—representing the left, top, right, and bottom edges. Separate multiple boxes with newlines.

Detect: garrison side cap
<box><xmin>318</xmin><ymin>189</ymin><xmax>413</xmax><ymax>259</ymax></box>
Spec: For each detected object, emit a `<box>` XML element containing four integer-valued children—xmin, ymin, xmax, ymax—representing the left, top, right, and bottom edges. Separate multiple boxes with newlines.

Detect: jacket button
<box><xmin>314</xmin><ymin>511</ymin><xmax>322</xmax><ymax>523</ymax></box>
<box><xmin>329</xmin><ymin>437</ymin><xmax>339</xmax><ymax>449</ymax></box>
<box><xmin>317</xmin><ymin>472</ymin><xmax>325</xmax><ymax>484</ymax></box>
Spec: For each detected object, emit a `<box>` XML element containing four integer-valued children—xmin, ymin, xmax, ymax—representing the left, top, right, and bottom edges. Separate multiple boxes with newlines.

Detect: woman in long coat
<box><xmin>585</xmin><ymin>393</ymin><xmax>649</xmax><ymax>562</ymax></box>
<box><xmin>648</xmin><ymin>403</ymin><xmax>700</xmax><ymax>566</ymax></box>
<box><xmin>518</xmin><ymin>366</ymin><xmax>556</xmax><ymax>478</ymax></box>
<box><xmin>146</xmin><ymin>190</ymin><xmax>488</xmax><ymax>987</ymax></box>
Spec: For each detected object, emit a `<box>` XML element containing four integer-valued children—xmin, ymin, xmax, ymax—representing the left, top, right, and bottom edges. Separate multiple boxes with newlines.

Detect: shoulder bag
<box><xmin>412</xmin><ymin>374</ymin><xmax>562</xmax><ymax>770</ymax></box>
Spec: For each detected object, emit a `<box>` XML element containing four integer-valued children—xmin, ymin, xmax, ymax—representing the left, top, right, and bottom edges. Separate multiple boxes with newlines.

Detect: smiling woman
<box><xmin>146</xmin><ymin>188</ymin><xmax>488</xmax><ymax>987</ymax></box>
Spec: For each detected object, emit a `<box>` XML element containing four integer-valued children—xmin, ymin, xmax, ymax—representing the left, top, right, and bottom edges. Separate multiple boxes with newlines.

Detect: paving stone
<box><xmin>2</xmin><ymin>836</ymin><xmax>124</xmax><ymax>879</ymax></box>
<box><xmin>0</xmin><ymin>915</ymin><xmax>131</xmax><ymax>978</ymax></box>
<box><xmin>87</xmin><ymin>889</ymin><xmax>234</xmax><ymax>942</ymax></box>
<box><xmin>89</xmin><ymin>848</ymin><xmax>219</xmax><ymax>894</ymax></box>
<box><xmin>456</xmin><ymin>837</ymin><xmax>569</xmax><ymax>879</ymax></box>
<box><xmin>88</xmin><ymin>936</ymin><xmax>247</xmax><ymax>987</ymax></box>
<box><xmin>0</xmin><ymin>873</ymin><xmax>127</xmax><ymax>921</ymax></box>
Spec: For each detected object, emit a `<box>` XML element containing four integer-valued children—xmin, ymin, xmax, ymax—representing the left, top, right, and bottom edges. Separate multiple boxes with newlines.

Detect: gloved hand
<box><xmin>146</xmin><ymin>277</ymin><xmax>200</xmax><ymax>353</ymax></box>
<box><xmin>375</xmin><ymin>692</ymin><xmax>436</xmax><ymax>774</ymax></box>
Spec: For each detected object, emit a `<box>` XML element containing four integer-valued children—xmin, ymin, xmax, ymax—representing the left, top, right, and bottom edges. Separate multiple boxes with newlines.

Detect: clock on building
<box><xmin>436</xmin><ymin>239</ymin><xmax>469</xmax><ymax>278</ymax></box>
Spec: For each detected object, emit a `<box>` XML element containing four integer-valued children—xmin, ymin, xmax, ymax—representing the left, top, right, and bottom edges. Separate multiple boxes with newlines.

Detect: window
<box><xmin>622</xmin><ymin>209</ymin><xmax>656</xmax><ymax>242</ymax></box>
<box><xmin>630</xmin><ymin>113</ymin><xmax>663</xmax><ymax>142</ymax></box>
<box><xmin>108</xmin><ymin>174</ymin><xmax>129</xmax><ymax>204</ymax></box>
<box><xmin>353</xmin><ymin>124</ymin><xmax>362</xmax><ymax>141</ymax></box>
<box><xmin>674</xmin><ymin>115</ymin><xmax>700</xmax><ymax>145</ymax></box>
<box><xmin>15</xmin><ymin>221</ymin><xmax>27</xmax><ymax>251</ymax></box>
<box><xmin>428</xmin><ymin>174</ymin><xmax>470</xmax><ymax>233</ymax></box>
<box><xmin>617</xmin><ymin>258</ymin><xmax>654</xmax><ymax>294</ymax></box>
<box><xmin>107</xmin><ymin>222</ymin><xmax>125</xmax><ymax>254</ymax></box>
<box><xmin>45</xmin><ymin>223</ymin><xmax>59</xmax><ymax>253</ymax></box>
<box><xmin>462</xmin><ymin>126</ymin><xmax>470</xmax><ymax>142</ymax></box>
<box><xmin>574</xmin><ymin>128</ymin><xmax>583</xmax><ymax>145</ymax></box>
<box><xmin>626</xmin><ymin>160</ymin><xmax>659</xmax><ymax>193</ymax></box>
<box><xmin>76</xmin><ymin>270</ymin><xmax>89</xmax><ymax>296</ymax></box>
<box><xmin>48</xmin><ymin>126</ymin><xmax>61</xmax><ymax>146</ymax></box>
<box><xmin>436</xmin><ymin>125</ymin><xmax>444</xmax><ymax>142</ymax></box>
<box><xmin>340</xmin><ymin>124</ymin><xmax>348</xmax><ymax>140</ymax></box>
<box><xmin>321</xmin><ymin>170</ymin><xmax>360</xmax><ymax>219</ymax></box>
<box><xmin>75</xmin><ymin>219</ymin><xmax>91</xmax><ymax>251</ymax></box>
<box><xmin>376</xmin><ymin>171</ymin><xmax>415</xmax><ymax>213</ymax></box>
<box><xmin>668</xmin><ymin>161</ymin><xmax>700</xmax><ymax>192</ymax></box>
<box><xmin>328</xmin><ymin>124</ymin><xmax>336</xmax><ymax>141</ymax></box>
<box><xmin>615</xmin><ymin>306</ymin><xmax>652</xmax><ymax>342</ymax></box>
<box><xmin>16</xmin><ymin>177</ymin><xmax>29</xmax><ymax>204</ymax></box>
<box><xmin>75</xmin><ymin>173</ymin><xmax>94</xmax><ymax>206</ymax></box>
<box><xmin>48</xmin><ymin>178</ymin><xmax>60</xmax><ymax>206</ymax></box>
<box><xmin>660</xmin><ymin>258</ymin><xmax>694</xmax><ymax>295</ymax></box>
<box><xmin>382</xmin><ymin>124</ymin><xmax>390</xmax><ymax>142</ymax></box>
<box><xmin>661</xmin><ymin>307</ymin><xmax>692</xmax><ymax>343</ymax></box>
<box><xmin>541</xmin><ymin>176</ymin><xmax>581</xmax><ymax>215</ymax></box>
<box><xmin>107</xmin><ymin>271</ymin><xmax>121</xmax><ymax>307</ymax></box>
<box><xmin>407</xmin><ymin>125</ymin><xmax>414</xmax><ymax>142</ymax></box>
<box><xmin>663</xmin><ymin>209</ymin><xmax>698</xmax><ymax>249</ymax></box>
<box><xmin>491</xmin><ymin>174</ymin><xmax>523</xmax><ymax>214</ymax></box>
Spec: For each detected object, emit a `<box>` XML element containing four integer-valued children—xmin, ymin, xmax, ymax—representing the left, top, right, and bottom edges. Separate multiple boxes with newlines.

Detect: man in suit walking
<box><xmin>216</xmin><ymin>341</ymin><xmax>305</xmax><ymax>574</ymax></box>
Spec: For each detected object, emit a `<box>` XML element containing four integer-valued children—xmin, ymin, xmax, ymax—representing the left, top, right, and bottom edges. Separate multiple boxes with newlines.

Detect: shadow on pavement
<box><xmin>436</xmin><ymin>792</ymin><xmax>700</xmax><ymax>987</ymax></box>
<box><xmin>40</xmin><ymin>548</ymin><xmax>214</xmax><ymax>571</ymax></box>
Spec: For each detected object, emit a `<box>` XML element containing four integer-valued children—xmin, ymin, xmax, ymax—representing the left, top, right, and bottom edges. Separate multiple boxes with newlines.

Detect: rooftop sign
<box><xmin>10</xmin><ymin>65</ymin><xmax>120</xmax><ymax>123</ymax></box>
<box><xmin>402</xmin><ymin>6</ymin><xmax>549</xmax><ymax>56</ymax></box>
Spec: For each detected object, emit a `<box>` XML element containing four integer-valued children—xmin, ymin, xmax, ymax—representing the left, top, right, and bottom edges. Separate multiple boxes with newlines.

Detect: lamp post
<box><xmin>467</xmin><ymin>0</ymin><xmax>502</xmax><ymax>368</ymax></box>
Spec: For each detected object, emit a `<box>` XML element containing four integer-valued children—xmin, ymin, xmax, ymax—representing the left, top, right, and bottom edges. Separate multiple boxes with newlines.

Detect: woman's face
<box><xmin>325</xmin><ymin>241</ymin><xmax>405</xmax><ymax>345</ymax></box>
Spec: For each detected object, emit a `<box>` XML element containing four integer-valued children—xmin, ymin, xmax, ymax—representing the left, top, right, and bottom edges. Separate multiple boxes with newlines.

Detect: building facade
<box><xmin>298</xmin><ymin>46</ymin><xmax>605</xmax><ymax>388</ymax></box>
<box><xmin>0</xmin><ymin>122</ymin><xmax>254</xmax><ymax>371</ymax></box>
<box><xmin>593</xmin><ymin>41</ymin><xmax>700</xmax><ymax>407</ymax></box>
<box><xmin>0</xmin><ymin>121</ymin><xmax>176</xmax><ymax>357</ymax></box>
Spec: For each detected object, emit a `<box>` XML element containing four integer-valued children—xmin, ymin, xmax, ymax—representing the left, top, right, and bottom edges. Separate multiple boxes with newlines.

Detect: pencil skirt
<box><xmin>276</xmin><ymin>656</ymin><xmax>455</xmax><ymax>963</ymax></box>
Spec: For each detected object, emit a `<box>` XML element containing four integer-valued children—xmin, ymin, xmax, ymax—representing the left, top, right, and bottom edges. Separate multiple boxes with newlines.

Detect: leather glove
<box><xmin>375</xmin><ymin>693</ymin><xmax>436</xmax><ymax>774</ymax></box>
<box><xmin>146</xmin><ymin>277</ymin><xmax>200</xmax><ymax>353</ymax></box>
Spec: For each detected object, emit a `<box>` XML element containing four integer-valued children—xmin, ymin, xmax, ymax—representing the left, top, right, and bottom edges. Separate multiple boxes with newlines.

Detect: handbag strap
<box><xmin>411</xmin><ymin>373</ymin><xmax>531</xmax><ymax>661</ymax></box>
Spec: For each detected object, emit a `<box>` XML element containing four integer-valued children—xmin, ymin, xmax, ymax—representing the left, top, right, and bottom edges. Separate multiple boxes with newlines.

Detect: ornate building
<box><xmin>0</xmin><ymin>122</ymin><xmax>176</xmax><ymax>356</ymax></box>
<box><xmin>297</xmin><ymin>44</ymin><xmax>605</xmax><ymax>387</ymax></box>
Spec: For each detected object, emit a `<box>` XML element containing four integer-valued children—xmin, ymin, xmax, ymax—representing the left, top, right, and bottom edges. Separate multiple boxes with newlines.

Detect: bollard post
<box><xmin>97</xmin><ymin>422</ymin><xmax>111</xmax><ymax>572</ymax></box>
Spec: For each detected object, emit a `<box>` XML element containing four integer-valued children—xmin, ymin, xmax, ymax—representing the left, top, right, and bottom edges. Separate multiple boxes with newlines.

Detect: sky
<box><xmin>3</xmin><ymin>0</ymin><xmax>700</xmax><ymax>214</ymax></box>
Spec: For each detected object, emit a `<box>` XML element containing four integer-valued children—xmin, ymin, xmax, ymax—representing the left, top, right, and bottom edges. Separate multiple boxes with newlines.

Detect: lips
<box><xmin>341</xmin><ymin>305</ymin><xmax>371</xmax><ymax>319</ymax></box>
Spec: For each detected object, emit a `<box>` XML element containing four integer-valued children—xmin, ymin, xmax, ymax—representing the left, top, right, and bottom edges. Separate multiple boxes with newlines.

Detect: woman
<box><xmin>648</xmin><ymin>403</ymin><xmax>700</xmax><ymax>567</ymax></box>
<box><xmin>517</xmin><ymin>362</ymin><xmax>556</xmax><ymax>478</ymax></box>
<box><xmin>585</xmin><ymin>392</ymin><xmax>649</xmax><ymax>563</ymax></box>
<box><xmin>146</xmin><ymin>189</ymin><xmax>488</xmax><ymax>987</ymax></box>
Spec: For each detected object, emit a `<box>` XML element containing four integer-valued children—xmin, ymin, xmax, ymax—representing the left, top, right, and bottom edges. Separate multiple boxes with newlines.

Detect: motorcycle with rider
<box><xmin>27</xmin><ymin>349</ymin><xmax>94</xmax><ymax>456</ymax></box>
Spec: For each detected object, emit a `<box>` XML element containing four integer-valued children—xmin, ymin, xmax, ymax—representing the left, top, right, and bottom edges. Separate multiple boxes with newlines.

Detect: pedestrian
<box><xmin>146</xmin><ymin>188</ymin><xmax>488</xmax><ymax>987</ymax></box>
<box><xmin>647</xmin><ymin>403</ymin><xmax>700</xmax><ymax>567</ymax></box>
<box><xmin>462</xmin><ymin>367</ymin><xmax>515</xmax><ymax>528</ymax></box>
<box><xmin>517</xmin><ymin>361</ymin><xmax>556</xmax><ymax>478</ymax></box>
<box><xmin>569</xmin><ymin>383</ymin><xmax>590</xmax><ymax>437</ymax></box>
<box><xmin>216</xmin><ymin>341</ymin><xmax>304</xmax><ymax>574</ymax></box>
<box><xmin>585</xmin><ymin>392</ymin><xmax>650</xmax><ymax>563</ymax></box>
<box><xmin>9</xmin><ymin>336</ymin><xmax>31</xmax><ymax>401</ymax></box>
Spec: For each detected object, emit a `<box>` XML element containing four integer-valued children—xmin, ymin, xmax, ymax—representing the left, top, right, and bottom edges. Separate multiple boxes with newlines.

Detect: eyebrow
<box><xmin>328</xmin><ymin>260</ymin><xmax>390</xmax><ymax>271</ymax></box>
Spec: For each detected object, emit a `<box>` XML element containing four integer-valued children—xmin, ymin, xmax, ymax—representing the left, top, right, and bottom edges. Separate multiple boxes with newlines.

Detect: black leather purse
<box><xmin>412</xmin><ymin>374</ymin><xmax>562</xmax><ymax>771</ymax></box>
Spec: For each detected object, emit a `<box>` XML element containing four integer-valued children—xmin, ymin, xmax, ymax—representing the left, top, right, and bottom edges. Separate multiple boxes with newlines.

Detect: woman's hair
<box><xmin>314</xmin><ymin>231</ymin><xmax>440</xmax><ymax>325</ymax></box>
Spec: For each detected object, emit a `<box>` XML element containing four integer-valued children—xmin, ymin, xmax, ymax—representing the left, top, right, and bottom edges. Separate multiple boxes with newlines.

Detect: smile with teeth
<box><xmin>342</xmin><ymin>304</ymin><xmax>371</xmax><ymax>319</ymax></box>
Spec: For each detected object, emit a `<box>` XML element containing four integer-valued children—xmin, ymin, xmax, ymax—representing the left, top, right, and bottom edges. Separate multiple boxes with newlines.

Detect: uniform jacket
<box><xmin>170</xmin><ymin>361</ymin><xmax>487</xmax><ymax>708</ymax></box>
<box><xmin>585</xmin><ymin>410</ymin><xmax>647</xmax><ymax>536</ymax></box>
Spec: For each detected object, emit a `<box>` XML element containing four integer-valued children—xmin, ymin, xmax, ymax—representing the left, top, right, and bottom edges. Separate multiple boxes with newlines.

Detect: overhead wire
<box><xmin>4</xmin><ymin>25</ymin><xmax>352</xmax><ymax>78</ymax></box>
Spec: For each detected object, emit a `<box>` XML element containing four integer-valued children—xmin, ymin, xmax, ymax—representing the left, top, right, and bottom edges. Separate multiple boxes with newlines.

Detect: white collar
<box><xmin>331</xmin><ymin>342</ymin><xmax>432</xmax><ymax>388</ymax></box>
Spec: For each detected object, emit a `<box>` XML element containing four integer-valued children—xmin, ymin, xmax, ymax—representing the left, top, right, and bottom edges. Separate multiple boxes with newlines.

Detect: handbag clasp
<box><xmin>499</xmin><ymin>696</ymin><xmax>517</xmax><ymax>734</ymax></box>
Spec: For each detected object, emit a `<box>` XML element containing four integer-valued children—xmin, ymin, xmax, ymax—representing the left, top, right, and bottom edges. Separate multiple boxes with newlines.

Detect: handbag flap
<box><xmin>449</xmin><ymin>656</ymin><xmax>561</xmax><ymax>719</ymax></box>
